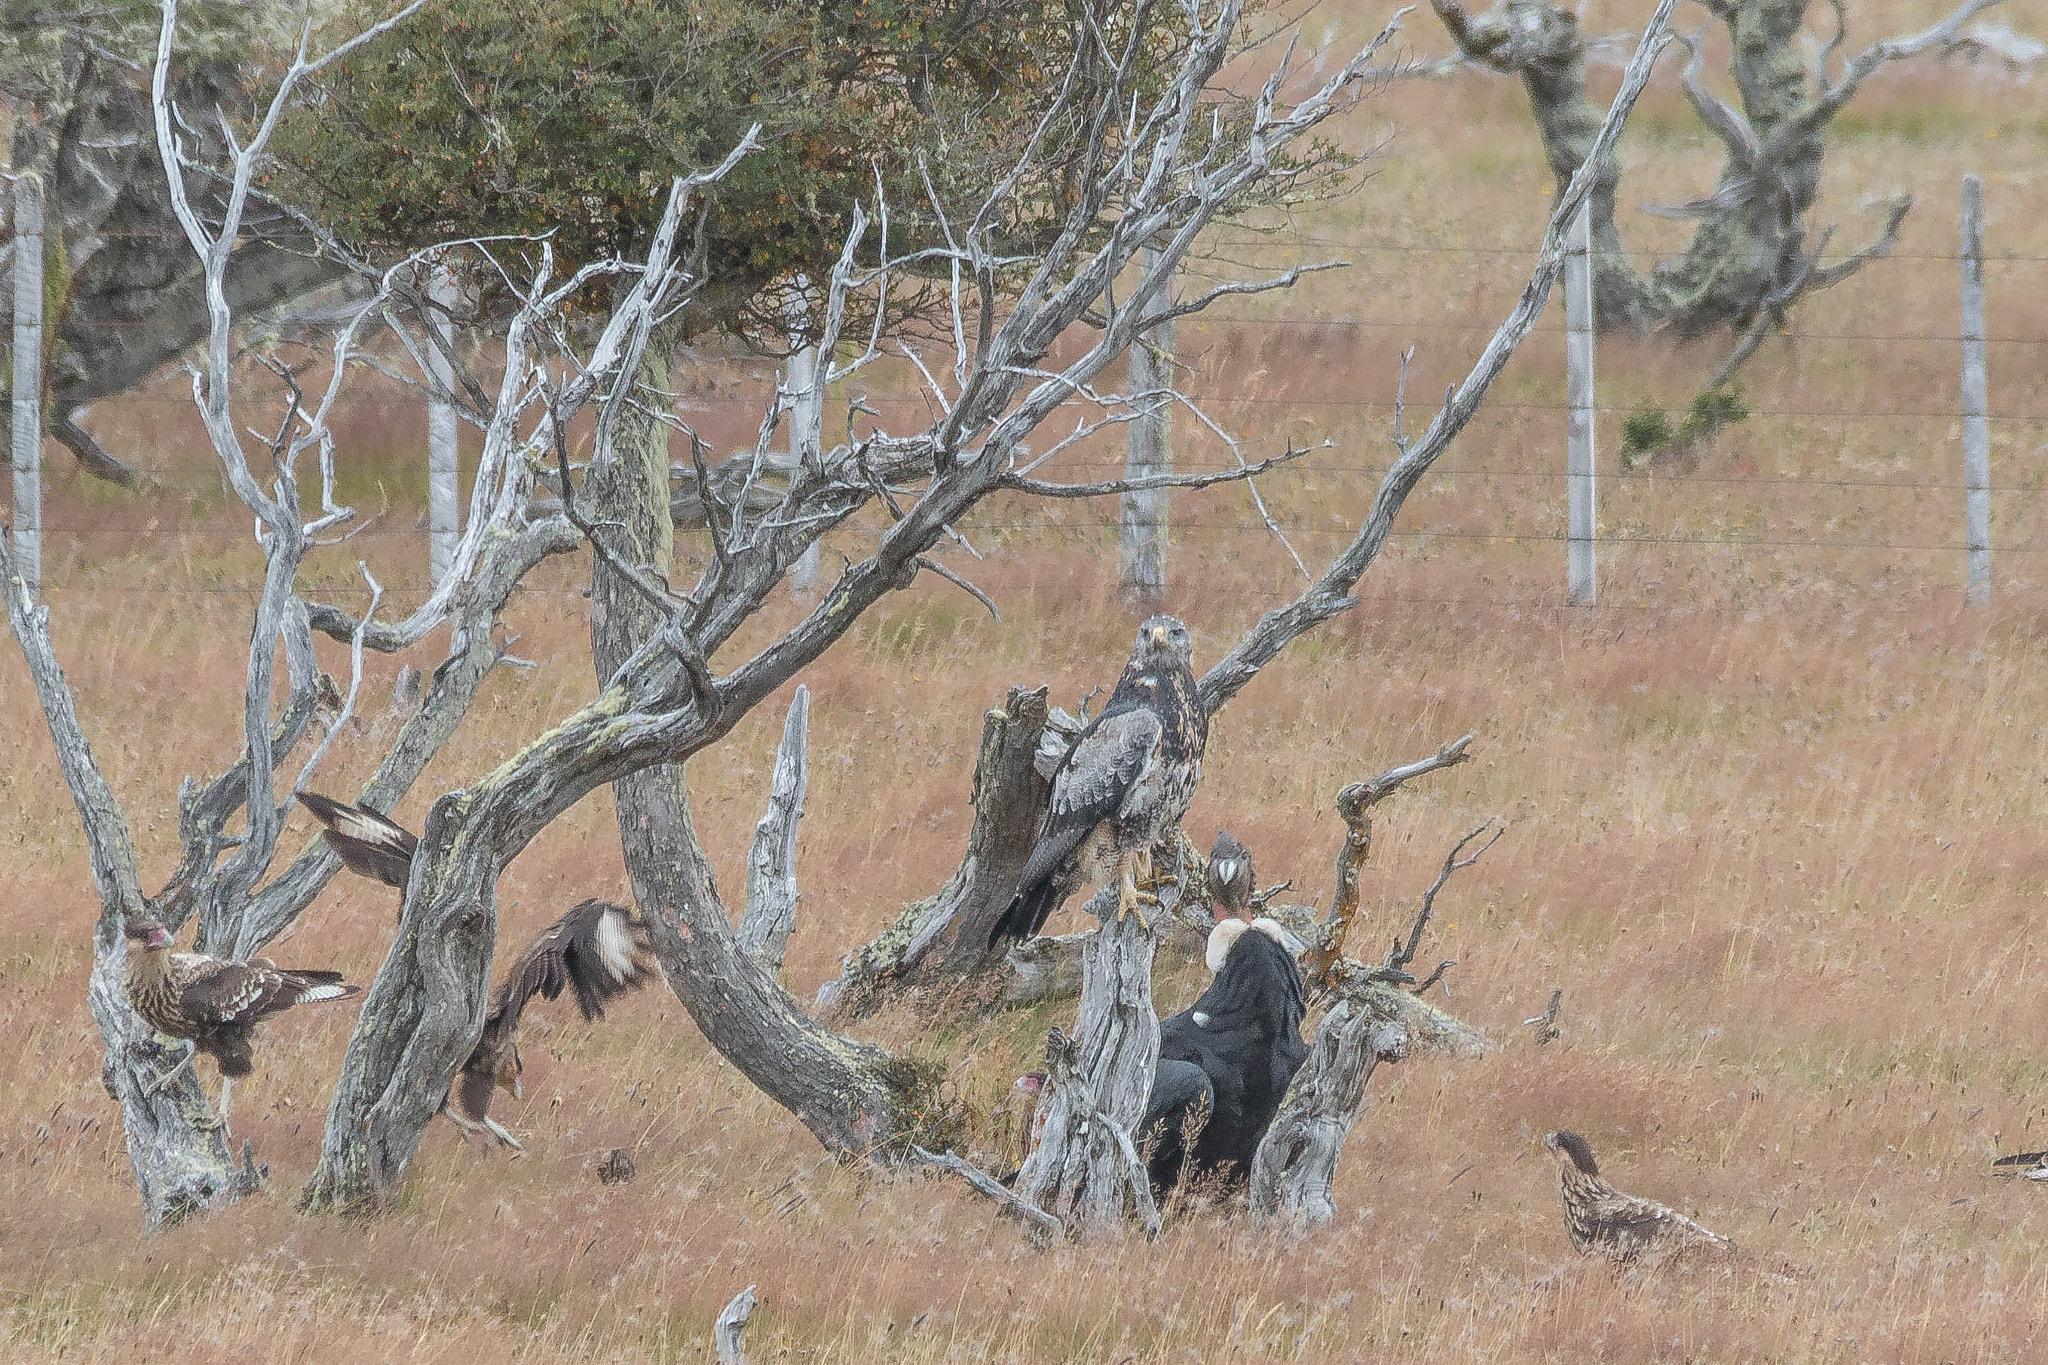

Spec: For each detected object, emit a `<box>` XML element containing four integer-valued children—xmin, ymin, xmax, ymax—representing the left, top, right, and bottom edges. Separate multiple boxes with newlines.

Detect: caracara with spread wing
<box><xmin>297</xmin><ymin>790</ymin><xmax>418</xmax><ymax>891</ymax></box>
<box><xmin>1545</xmin><ymin>1130</ymin><xmax>1736</xmax><ymax>1267</ymax></box>
<box><xmin>989</xmin><ymin>616</ymin><xmax>1206</xmax><ymax>943</ymax></box>
<box><xmin>442</xmin><ymin>898</ymin><xmax>660</xmax><ymax>1147</ymax></box>
<box><xmin>122</xmin><ymin>916</ymin><xmax>361</xmax><ymax>1125</ymax></box>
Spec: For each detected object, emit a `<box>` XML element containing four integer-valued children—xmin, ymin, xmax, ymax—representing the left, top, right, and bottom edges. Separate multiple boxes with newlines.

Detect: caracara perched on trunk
<box><xmin>442</xmin><ymin>898</ymin><xmax>660</xmax><ymax>1148</ymax></box>
<box><xmin>297</xmin><ymin>790</ymin><xmax>418</xmax><ymax>891</ymax></box>
<box><xmin>122</xmin><ymin>916</ymin><xmax>361</xmax><ymax>1126</ymax></box>
<box><xmin>1545</xmin><ymin>1130</ymin><xmax>1736</xmax><ymax>1267</ymax></box>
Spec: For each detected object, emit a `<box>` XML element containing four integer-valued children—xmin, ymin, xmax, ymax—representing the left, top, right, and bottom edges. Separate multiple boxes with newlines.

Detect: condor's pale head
<box><xmin>1133</xmin><ymin>615</ymin><xmax>1193</xmax><ymax>671</ymax></box>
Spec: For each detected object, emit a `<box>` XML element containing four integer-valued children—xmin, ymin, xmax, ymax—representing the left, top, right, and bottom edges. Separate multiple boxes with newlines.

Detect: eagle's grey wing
<box><xmin>1014</xmin><ymin>707</ymin><xmax>1163</xmax><ymax>893</ymax></box>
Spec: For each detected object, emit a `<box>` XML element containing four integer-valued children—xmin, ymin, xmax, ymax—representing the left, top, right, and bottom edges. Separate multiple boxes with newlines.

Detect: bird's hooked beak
<box><xmin>1210</xmin><ymin>856</ymin><xmax>1242</xmax><ymax>890</ymax></box>
<box><xmin>145</xmin><ymin>927</ymin><xmax>172</xmax><ymax>950</ymax></box>
<box><xmin>1148</xmin><ymin>623</ymin><xmax>1169</xmax><ymax>648</ymax></box>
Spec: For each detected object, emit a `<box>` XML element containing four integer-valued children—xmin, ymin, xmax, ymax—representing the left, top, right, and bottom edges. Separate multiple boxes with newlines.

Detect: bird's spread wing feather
<box><xmin>461</xmin><ymin>901</ymin><xmax>658</xmax><ymax>1118</ymax></box>
<box><xmin>297</xmin><ymin>791</ymin><xmax>419</xmax><ymax>888</ymax></box>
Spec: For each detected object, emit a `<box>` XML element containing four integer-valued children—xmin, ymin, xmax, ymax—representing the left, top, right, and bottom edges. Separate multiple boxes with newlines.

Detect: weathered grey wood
<box><xmin>427</xmin><ymin>262</ymin><xmax>462</xmax><ymax>586</ymax></box>
<box><xmin>909</xmin><ymin>1145</ymin><xmax>1066</xmax><ymax>1244</ymax></box>
<box><xmin>1120</xmin><ymin>245</ymin><xmax>1172</xmax><ymax>604</ymax></box>
<box><xmin>301</xmin><ymin>0</ymin><xmax>1613</xmax><ymax>1214</ymax></box>
<box><xmin>814</xmin><ymin>687</ymin><xmax>1053</xmax><ymax>1017</ymax></box>
<box><xmin>4</xmin><ymin>538</ymin><xmax>259</xmax><ymax>1226</ymax></box>
<box><xmin>737</xmin><ymin>685</ymin><xmax>810</xmax><ymax>974</ymax></box>
<box><xmin>714</xmin><ymin>1285</ymin><xmax>758</xmax><ymax>1365</ymax></box>
<box><xmin>11</xmin><ymin>175</ymin><xmax>42</xmax><ymax>592</ymax></box>
<box><xmin>1565</xmin><ymin>200</ymin><xmax>1596</xmax><ymax>605</ymax></box>
<box><xmin>1015</xmin><ymin>892</ymin><xmax>1161</xmax><ymax>1234</ymax></box>
<box><xmin>1432</xmin><ymin>0</ymin><xmax>1996</xmax><ymax>349</ymax></box>
<box><xmin>1961</xmin><ymin>174</ymin><xmax>1990</xmax><ymax>606</ymax></box>
<box><xmin>787</xmin><ymin>331</ymin><xmax>822</xmax><ymax>596</ymax></box>
<box><xmin>1250</xmin><ymin>1007</ymin><xmax>1407</xmax><ymax>1229</ymax></box>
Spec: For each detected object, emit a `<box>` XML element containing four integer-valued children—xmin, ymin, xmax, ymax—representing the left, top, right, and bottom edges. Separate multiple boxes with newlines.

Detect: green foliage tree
<box><xmin>274</xmin><ymin>0</ymin><xmax>1186</xmax><ymax>339</ymax></box>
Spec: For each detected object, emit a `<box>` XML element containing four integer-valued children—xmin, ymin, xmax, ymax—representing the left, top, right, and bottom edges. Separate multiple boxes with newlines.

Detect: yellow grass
<box><xmin>6</xmin><ymin>7</ymin><xmax>2048</xmax><ymax>1360</ymax></box>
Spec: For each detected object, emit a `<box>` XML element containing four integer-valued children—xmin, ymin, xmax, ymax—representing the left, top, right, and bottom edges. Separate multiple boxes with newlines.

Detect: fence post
<box><xmin>1564</xmin><ymin>200</ymin><xmax>1596</xmax><ymax>605</ymax></box>
<box><xmin>10</xmin><ymin>175</ymin><xmax>43</xmax><ymax>593</ymax></box>
<box><xmin>785</xmin><ymin>285</ymin><xmax>822</xmax><ymax>596</ymax></box>
<box><xmin>1120</xmin><ymin>244</ymin><xmax>1172</xmax><ymax>605</ymax></box>
<box><xmin>427</xmin><ymin>261</ymin><xmax>461</xmax><ymax>586</ymax></box>
<box><xmin>1960</xmin><ymin>174</ymin><xmax>1990</xmax><ymax>607</ymax></box>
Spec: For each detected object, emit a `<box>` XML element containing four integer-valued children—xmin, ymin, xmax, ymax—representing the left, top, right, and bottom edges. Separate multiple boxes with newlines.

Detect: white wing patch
<box><xmin>593</xmin><ymin>907</ymin><xmax>637</xmax><ymax>982</ymax></box>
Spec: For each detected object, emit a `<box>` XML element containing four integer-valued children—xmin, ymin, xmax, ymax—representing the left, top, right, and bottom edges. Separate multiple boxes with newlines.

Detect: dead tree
<box><xmin>1250</xmin><ymin>764</ymin><xmax>1506</xmax><ymax>1229</ymax></box>
<box><xmin>0</xmin><ymin>0</ymin><xmax>714</xmax><ymax>1228</ymax></box>
<box><xmin>1433</xmin><ymin>0</ymin><xmax>2003</xmax><ymax>381</ymax></box>
<box><xmin>10</xmin><ymin>0</ymin><xmax>1671</xmax><ymax>1226</ymax></box>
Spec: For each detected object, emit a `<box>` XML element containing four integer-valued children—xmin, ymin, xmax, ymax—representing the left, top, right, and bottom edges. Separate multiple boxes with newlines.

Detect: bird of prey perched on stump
<box><xmin>122</xmin><ymin>916</ymin><xmax>361</xmax><ymax>1127</ymax></box>
<box><xmin>990</xmin><ymin>615</ymin><xmax>1206</xmax><ymax>943</ymax></box>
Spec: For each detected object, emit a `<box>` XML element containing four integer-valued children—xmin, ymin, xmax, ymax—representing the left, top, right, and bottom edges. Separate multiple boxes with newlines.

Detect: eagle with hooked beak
<box><xmin>989</xmin><ymin>615</ymin><xmax>1206</xmax><ymax>943</ymax></box>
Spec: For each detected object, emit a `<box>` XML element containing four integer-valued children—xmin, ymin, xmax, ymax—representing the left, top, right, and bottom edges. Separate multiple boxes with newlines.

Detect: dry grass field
<box><xmin>6</xmin><ymin>3</ymin><xmax>2048</xmax><ymax>1360</ymax></box>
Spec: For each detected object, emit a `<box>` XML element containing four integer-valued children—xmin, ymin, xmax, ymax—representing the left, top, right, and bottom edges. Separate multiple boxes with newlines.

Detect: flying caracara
<box><xmin>122</xmin><ymin>916</ymin><xmax>361</xmax><ymax>1125</ymax></box>
<box><xmin>297</xmin><ymin>791</ymin><xmax>418</xmax><ymax>891</ymax></box>
<box><xmin>443</xmin><ymin>898</ymin><xmax>660</xmax><ymax>1147</ymax></box>
<box><xmin>989</xmin><ymin>616</ymin><xmax>1206</xmax><ymax>943</ymax></box>
<box><xmin>1545</xmin><ymin>1130</ymin><xmax>1737</xmax><ymax>1267</ymax></box>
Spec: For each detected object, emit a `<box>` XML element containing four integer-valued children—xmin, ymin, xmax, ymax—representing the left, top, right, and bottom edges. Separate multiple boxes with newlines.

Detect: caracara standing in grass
<box><xmin>121</xmin><ymin>916</ymin><xmax>361</xmax><ymax>1126</ymax></box>
<box><xmin>442</xmin><ymin>898</ymin><xmax>660</xmax><ymax>1148</ymax></box>
<box><xmin>297</xmin><ymin>790</ymin><xmax>418</xmax><ymax>892</ymax></box>
<box><xmin>1544</xmin><ymin>1130</ymin><xmax>1737</xmax><ymax>1267</ymax></box>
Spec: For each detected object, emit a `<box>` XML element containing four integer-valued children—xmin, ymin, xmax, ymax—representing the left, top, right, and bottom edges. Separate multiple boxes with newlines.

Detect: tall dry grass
<box><xmin>5</xmin><ymin>6</ymin><xmax>2048</xmax><ymax>1360</ymax></box>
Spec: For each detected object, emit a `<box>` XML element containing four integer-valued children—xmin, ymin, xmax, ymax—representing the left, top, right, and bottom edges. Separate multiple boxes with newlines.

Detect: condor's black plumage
<box><xmin>1140</xmin><ymin>917</ymin><xmax>1307</xmax><ymax>1195</ymax></box>
<box><xmin>990</xmin><ymin>616</ymin><xmax>1206</xmax><ymax>944</ymax></box>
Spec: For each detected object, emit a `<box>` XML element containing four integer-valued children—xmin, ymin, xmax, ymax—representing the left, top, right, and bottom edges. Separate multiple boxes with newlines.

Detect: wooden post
<box><xmin>10</xmin><ymin>175</ymin><xmax>43</xmax><ymax>594</ymax></box>
<box><xmin>786</xmin><ymin>285</ymin><xmax>822</xmax><ymax>596</ymax></box>
<box><xmin>1564</xmin><ymin>201</ymin><xmax>1596</xmax><ymax>605</ymax></box>
<box><xmin>426</xmin><ymin>263</ymin><xmax>461</xmax><ymax>586</ymax></box>
<box><xmin>1120</xmin><ymin>245</ymin><xmax>1172</xmax><ymax>605</ymax></box>
<box><xmin>1960</xmin><ymin>174</ymin><xmax>1990</xmax><ymax>607</ymax></box>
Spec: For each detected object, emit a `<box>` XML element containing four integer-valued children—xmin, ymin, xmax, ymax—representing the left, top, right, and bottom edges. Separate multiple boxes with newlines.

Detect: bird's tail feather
<box><xmin>990</xmin><ymin>875</ymin><xmax>1064</xmax><ymax>946</ymax></box>
<box><xmin>1993</xmin><ymin>1151</ymin><xmax>2048</xmax><ymax>1171</ymax></box>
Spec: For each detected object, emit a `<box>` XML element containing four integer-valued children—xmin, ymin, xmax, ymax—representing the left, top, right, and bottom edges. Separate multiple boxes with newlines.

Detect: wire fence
<box><xmin>6</xmin><ymin>201</ymin><xmax>2046</xmax><ymax>615</ymax></box>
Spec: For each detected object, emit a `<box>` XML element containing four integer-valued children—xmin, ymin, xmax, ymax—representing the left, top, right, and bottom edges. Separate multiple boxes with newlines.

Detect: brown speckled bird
<box><xmin>442</xmin><ymin>899</ymin><xmax>660</xmax><ymax>1148</ymax></box>
<box><xmin>122</xmin><ymin>917</ymin><xmax>361</xmax><ymax>1126</ymax></box>
<box><xmin>1545</xmin><ymin>1130</ymin><xmax>1736</xmax><ymax>1267</ymax></box>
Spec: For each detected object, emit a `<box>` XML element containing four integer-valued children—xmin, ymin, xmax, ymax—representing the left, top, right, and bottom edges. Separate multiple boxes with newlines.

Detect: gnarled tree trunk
<box><xmin>1432</xmin><ymin>0</ymin><xmax>1996</xmax><ymax>355</ymax></box>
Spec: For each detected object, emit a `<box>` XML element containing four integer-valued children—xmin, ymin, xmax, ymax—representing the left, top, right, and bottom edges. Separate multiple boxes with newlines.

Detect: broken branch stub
<box><xmin>737</xmin><ymin>685</ymin><xmax>810</xmax><ymax>975</ymax></box>
<box><xmin>1014</xmin><ymin>893</ymin><xmax>1162</xmax><ymax>1235</ymax></box>
<box><xmin>714</xmin><ymin>1285</ymin><xmax>758</xmax><ymax>1365</ymax></box>
<box><xmin>1250</xmin><ymin>1008</ymin><xmax>1408</xmax><ymax>1229</ymax></box>
<box><xmin>814</xmin><ymin>686</ymin><xmax>1052</xmax><ymax>1018</ymax></box>
<box><xmin>1302</xmin><ymin>734</ymin><xmax>1475</xmax><ymax>993</ymax></box>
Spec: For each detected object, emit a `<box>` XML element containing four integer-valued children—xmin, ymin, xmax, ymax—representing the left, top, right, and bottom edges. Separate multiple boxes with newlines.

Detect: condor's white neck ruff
<box><xmin>1205</xmin><ymin>916</ymin><xmax>1291</xmax><ymax>973</ymax></box>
